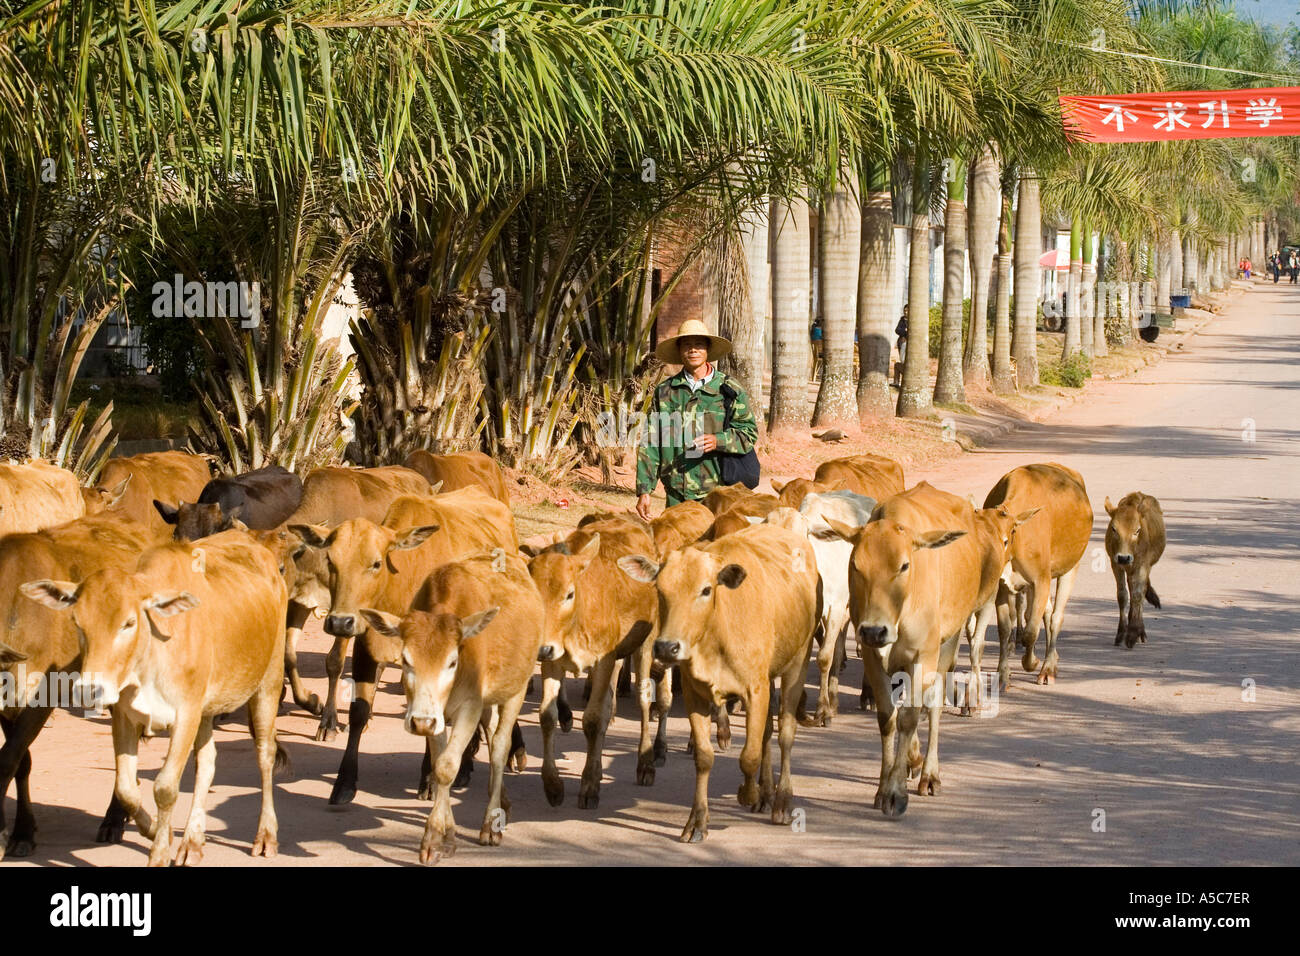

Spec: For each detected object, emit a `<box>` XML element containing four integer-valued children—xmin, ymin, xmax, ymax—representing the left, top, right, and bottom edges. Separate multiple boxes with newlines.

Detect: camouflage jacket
<box><xmin>634</xmin><ymin>367</ymin><xmax>758</xmax><ymax>502</ymax></box>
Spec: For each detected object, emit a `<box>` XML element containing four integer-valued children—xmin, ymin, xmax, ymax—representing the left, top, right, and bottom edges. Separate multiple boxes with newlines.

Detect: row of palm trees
<box><xmin>1</xmin><ymin>0</ymin><xmax>1296</xmax><ymax>477</ymax></box>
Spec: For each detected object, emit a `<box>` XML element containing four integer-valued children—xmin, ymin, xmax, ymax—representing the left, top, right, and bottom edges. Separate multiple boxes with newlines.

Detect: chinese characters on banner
<box><xmin>1060</xmin><ymin>87</ymin><xmax>1300</xmax><ymax>142</ymax></box>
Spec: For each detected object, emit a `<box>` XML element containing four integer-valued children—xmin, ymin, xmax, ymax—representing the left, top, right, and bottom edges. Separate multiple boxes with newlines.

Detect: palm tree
<box><xmin>991</xmin><ymin>182</ymin><xmax>1016</xmax><ymax>393</ymax></box>
<box><xmin>897</xmin><ymin>153</ymin><xmax>935</xmax><ymax>418</ymax></box>
<box><xmin>813</xmin><ymin>164</ymin><xmax>862</xmax><ymax>426</ymax></box>
<box><xmin>1012</xmin><ymin>167</ymin><xmax>1041</xmax><ymax>388</ymax></box>
<box><xmin>769</xmin><ymin>194</ymin><xmax>814</xmax><ymax>432</ymax></box>
<box><xmin>857</xmin><ymin>164</ymin><xmax>896</xmax><ymax>417</ymax></box>
<box><xmin>1065</xmin><ymin>215</ymin><xmax>1084</xmax><ymax>357</ymax></box>
<box><xmin>964</xmin><ymin>145</ymin><xmax>998</xmax><ymax>388</ymax></box>
<box><xmin>933</xmin><ymin>158</ymin><xmax>967</xmax><ymax>405</ymax></box>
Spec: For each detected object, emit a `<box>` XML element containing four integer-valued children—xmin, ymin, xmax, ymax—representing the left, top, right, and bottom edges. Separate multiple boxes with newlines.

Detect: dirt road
<box><xmin>11</xmin><ymin>284</ymin><xmax>1299</xmax><ymax>866</ymax></box>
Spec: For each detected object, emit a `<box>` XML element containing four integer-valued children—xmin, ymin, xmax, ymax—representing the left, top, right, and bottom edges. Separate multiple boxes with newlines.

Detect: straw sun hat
<box><xmin>654</xmin><ymin>318</ymin><xmax>733</xmax><ymax>365</ymax></box>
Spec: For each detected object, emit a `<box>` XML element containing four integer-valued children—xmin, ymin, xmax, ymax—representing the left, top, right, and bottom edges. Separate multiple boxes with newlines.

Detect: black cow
<box><xmin>154</xmin><ymin>464</ymin><xmax>303</xmax><ymax>540</ymax></box>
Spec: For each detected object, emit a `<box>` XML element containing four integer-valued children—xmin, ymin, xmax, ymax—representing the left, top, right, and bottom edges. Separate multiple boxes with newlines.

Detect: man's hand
<box><xmin>693</xmin><ymin>433</ymin><xmax>718</xmax><ymax>454</ymax></box>
<box><xmin>636</xmin><ymin>493</ymin><xmax>653</xmax><ymax>523</ymax></box>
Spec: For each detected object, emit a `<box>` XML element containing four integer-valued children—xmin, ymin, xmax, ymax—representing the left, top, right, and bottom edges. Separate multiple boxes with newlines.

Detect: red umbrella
<box><xmin>1039</xmin><ymin>249</ymin><xmax>1070</xmax><ymax>271</ymax></box>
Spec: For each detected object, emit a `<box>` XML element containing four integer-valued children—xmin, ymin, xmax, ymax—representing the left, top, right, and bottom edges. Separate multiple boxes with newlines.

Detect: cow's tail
<box><xmin>273</xmin><ymin>742</ymin><xmax>293</xmax><ymax>778</ymax></box>
<box><xmin>1144</xmin><ymin>583</ymin><xmax>1161</xmax><ymax>609</ymax></box>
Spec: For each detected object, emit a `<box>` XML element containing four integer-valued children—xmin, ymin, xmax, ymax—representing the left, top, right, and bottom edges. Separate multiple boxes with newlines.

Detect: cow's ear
<box><xmin>574</xmin><ymin>533</ymin><xmax>600</xmax><ymax>570</ymax></box>
<box><xmin>19</xmin><ymin>580</ymin><xmax>80</xmax><ymax>610</ymax></box>
<box><xmin>744</xmin><ymin>515</ymin><xmax>764</xmax><ymax>525</ymax></box>
<box><xmin>144</xmin><ymin>591</ymin><xmax>200</xmax><ymax>617</ymax></box>
<box><xmin>1104</xmin><ymin>496</ymin><xmax>1116</xmax><ymax>516</ymax></box>
<box><xmin>717</xmin><ymin>563</ymin><xmax>747</xmax><ymax>589</ymax></box>
<box><xmin>617</xmin><ymin>554</ymin><xmax>660</xmax><ymax>583</ymax></box>
<box><xmin>1014</xmin><ymin>507</ymin><xmax>1042</xmax><ymax>526</ymax></box>
<box><xmin>153</xmin><ymin>500</ymin><xmax>179</xmax><ymax>524</ymax></box>
<box><xmin>391</xmin><ymin>524</ymin><xmax>439</xmax><ymax>552</ymax></box>
<box><xmin>518</xmin><ymin>543</ymin><xmax>540</xmax><ymax>558</ymax></box>
<box><xmin>826</xmin><ymin>476</ymin><xmax>848</xmax><ymax>491</ymax></box>
<box><xmin>106</xmin><ymin>474</ymin><xmax>132</xmax><ymax>506</ymax></box>
<box><xmin>0</xmin><ymin>642</ymin><xmax>26</xmax><ymax>665</ymax></box>
<box><xmin>913</xmin><ymin>529</ymin><xmax>966</xmax><ymax>550</ymax></box>
<box><xmin>823</xmin><ymin>517</ymin><xmax>861</xmax><ymax>544</ymax></box>
<box><xmin>428</xmin><ymin>480</ymin><xmax>444</xmax><ymax>495</ymax></box>
<box><xmin>770</xmin><ymin>479</ymin><xmax>787</xmax><ymax>494</ymax></box>
<box><xmin>288</xmin><ymin>523</ymin><xmax>331</xmax><ymax>548</ymax></box>
<box><xmin>359</xmin><ymin>608</ymin><xmax>402</xmax><ymax>638</ymax></box>
<box><xmin>459</xmin><ymin>607</ymin><xmax>499</xmax><ymax>642</ymax></box>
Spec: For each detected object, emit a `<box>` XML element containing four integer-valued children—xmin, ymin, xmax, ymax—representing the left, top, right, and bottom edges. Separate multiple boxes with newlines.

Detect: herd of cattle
<box><xmin>0</xmin><ymin>448</ymin><xmax>1166</xmax><ymax>865</ymax></box>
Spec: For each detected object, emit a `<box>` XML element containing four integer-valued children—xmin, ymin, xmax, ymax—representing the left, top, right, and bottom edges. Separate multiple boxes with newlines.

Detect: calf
<box><xmin>22</xmin><ymin>530</ymin><xmax>288</xmax><ymax>866</ymax></box>
<box><xmin>1105</xmin><ymin>492</ymin><xmax>1166</xmax><ymax>649</ymax></box>
<box><xmin>825</xmin><ymin>514</ymin><xmax>975</xmax><ymax>817</ymax></box>
<box><xmin>359</xmin><ymin>549</ymin><xmax>543</xmax><ymax>864</ymax></box>
<box><xmin>983</xmin><ymin>463</ymin><xmax>1092</xmax><ymax>687</ymax></box>
<box><xmin>155</xmin><ymin>464</ymin><xmax>303</xmax><ymax>539</ymax></box>
<box><xmin>0</xmin><ymin>460</ymin><xmax>84</xmax><ymax>535</ymax></box>
<box><xmin>619</xmin><ymin>524</ymin><xmax>820</xmax><ymax>842</ymax></box>
<box><xmin>0</xmin><ymin>514</ymin><xmax>164</xmax><ymax>858</ymax></box>
<box><xmin>404</xmin><ymin>450</ymin><xmax>510</xmax><ymax>504</ymax></box>
<box><xmin>291</xmin><ymin>487</ymin><xmax>517</xmax><ymax>803</ymax></box>
<box><xmin>527</xmin><ymin>519</ymin><xmax>663</xmax><ymax>808</ymax></box>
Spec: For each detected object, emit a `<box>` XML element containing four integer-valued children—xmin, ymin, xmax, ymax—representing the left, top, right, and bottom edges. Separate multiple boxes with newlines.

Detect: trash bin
<box><xmin>1170</xmin><ymin>290</ymin><xmax>1191</xmax><ymax>313</ymax></box>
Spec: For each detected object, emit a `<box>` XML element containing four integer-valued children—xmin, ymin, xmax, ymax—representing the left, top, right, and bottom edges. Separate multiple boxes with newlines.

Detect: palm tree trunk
<box><xmin>768</xmin><ymin>194</ymin><xmax>812</xmax><ymax>432</ymax></box>
<box><xmin>724</xmin><ymin>200</ymin><xmax>769</xmax><ymax>431</ymax></box>
<box><xmin>897</xmin><ymin>156</ymin><xmax>933</xmax><ymax>418</ymax></box>
<box><xmin>1183</xmin><ymin>207</ymin><xmax>1199</xmax><ymax>292</ymax></box>
<box><xmin>1012</xmin><ymin>167</ymin><xmax>1040</xmax><ymax>388</ymax></box>
<box><xmin>991</xmin><ymin>190</ymin><xmax>1015</xmax><ymax>394</ymax></box>
<box><xmin>1169</xmin><ymin>227</ymin><xmax>1183</xmax><ymax>292</ymax></box>
<box><xmin>964</xmin><ymin>145</ymin><xmax>996</xmax><ymax>389</ymax></box>
<box><xmin>813</xmin><ymin>164</ymin><xmax>861</xmax><ymax>426</ymax></box>
<box><xmin>1083</xmin><ymin>220</ymin><xmax>1103</xmax><ymax>357</ymax></box>
<box><xmin>1156</xmin><ymin>236</ymin><xmax>1172</xmax><ymax>314</ymax></box>
<box><xmin>1066</xmin><ymin>214</ymin><xmax>1083</xmax><ymax>357</ymax></box>
<box><xmin>933</xmin><ymin>161</ymin><xmax>966</xmax><ymax>405</ymax></box>
<box><xmin>857</xmin><ymin>165</ymin><xmax>894</xmax><ymax>418</ymax></box>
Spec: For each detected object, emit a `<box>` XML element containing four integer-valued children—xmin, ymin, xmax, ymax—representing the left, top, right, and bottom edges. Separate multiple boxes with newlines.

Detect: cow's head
<box><xmin>20</xmin><ymin>568</ymin><xmax>199</xmax><ymax>708</ymax></box>
<box><xmin>771</xmin><ymin>476</ymin><xmax>847</xmax><ymax>509</ymax></box>
<box><xmin>825</xmin><ymin>518</ymin><xmax>965</xmax><ymax>650</ymax></box>
<box><xmin>360</xmin><ymin>606</ymin><xmax>497</xmax><ymax>736</ymax></box>
<box><xmin>618</xmin><ymin>546</ymin><xmax>744</xmax><ymax>664</ymax></box>
<box><xmin>155</xmin><ymin>500</ymin><xmax>242</xmax><ymax>541</ymax></box>
<box><xmin>1104</xmin><ymin>496</ymin><xmax>1141</xmax><ymax>566</ymax></box>
<box><xmin>290</xmin><ymin>518</ymin><xmax>438</xmax><ymax>636</ymax></box>
<box><xmin>975</xmin><ymin>506</ymin><xmax>1040</xmax><ymax>579</ymax></box>
<box><xmin>527</xmin><ymin>532</ymin><xmax>601</xmax><ymax>665</ymax></box>
<box><xmin>81</xmin><ymin>474</ymin><xmax>132</xmax><ymax>516</ymax></box>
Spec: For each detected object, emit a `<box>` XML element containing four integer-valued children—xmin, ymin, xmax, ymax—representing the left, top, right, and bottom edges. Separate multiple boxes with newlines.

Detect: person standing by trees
<box><xmin>635</xmin><ymin>320</ymin><xmax>758</xmax><ymax>520</ymax></box>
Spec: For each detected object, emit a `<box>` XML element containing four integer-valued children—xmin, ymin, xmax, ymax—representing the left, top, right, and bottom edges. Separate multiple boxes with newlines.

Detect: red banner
<box><xmin>1060</xmin><ymin>87</ymin><xmax>1300</xmax><ymax>142</ymax></box>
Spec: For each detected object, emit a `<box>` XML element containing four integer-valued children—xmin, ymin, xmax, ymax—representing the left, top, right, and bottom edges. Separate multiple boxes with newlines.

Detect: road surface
<box><xmin>11</xmin><ymin>284</ymin><xmax>1299</xmax><ymax>866</ymax></box>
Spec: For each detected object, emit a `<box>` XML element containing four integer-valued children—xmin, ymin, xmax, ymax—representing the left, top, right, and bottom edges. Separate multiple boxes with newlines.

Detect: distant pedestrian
<box><xmin>1244</xmin><ymin>258</ymin><xmax>1252</xmax><ymax>279</ymax></box>
<box><xmin>1291</xmin><ymin>252</ymin><xmax>1298</xmax><ymax>285</ymax></box>
<box><xmin>894</xmin><ymin>305</ymin><xmax>909</xmax><ymax>387</ymax></box>
<box><xmin>1272</xmin><ymin>253</ymin><xmax>1281</xmax><ymax>283</ymax></box>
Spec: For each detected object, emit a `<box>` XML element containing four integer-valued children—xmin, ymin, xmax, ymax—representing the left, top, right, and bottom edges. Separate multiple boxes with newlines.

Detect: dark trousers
<box><xmin>1292</xmin><ymin>268</ymin><xmax>1298</xmax><ymax>284</ymax></box>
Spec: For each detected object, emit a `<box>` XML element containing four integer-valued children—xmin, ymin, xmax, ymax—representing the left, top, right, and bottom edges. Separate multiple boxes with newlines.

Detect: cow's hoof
<box><xmin>314</xmin><ymin>714</ymin><xmax>342</xmax><ymax>743</ymax></box>
<box><xmin>5</xmin><ymin>835</ymin><xmax>34</xmax><ymax>858</ymax></box>
<box><xmin>758</xmin><ymin>789</ymin><xmax>775</xmax><ymax>814</ymax></box>
<box><xmin>419</xmin><ymin>836</ymin><xmax>455</xmax><ymax>865</ymax></box>
<box><xmin>478</xmin><ymin>826</ymin><xmax>503</xmax><ymax>847</ymax></box>
<box><xmin>577</xmin><ymin>785</ymin><xmax>600</xmax><ymax>810</ymax></box>
<box><xmin>771</xmin><ymin>793</ymin><xmax>793</xmax><ymax>826</ymax></box>
<box><xmin>716</xmin><ymin>732</ymin><xmax>731</xmax><ymax>753</ymax></box>
<box><xmin>543</xmin><ymin>776</ymin><xmax>565</xmax><ymax>807</ymax></box>
<box><xmin>875</xmin><ymin>788</ymin><xmax>908</xmax><ymax>818</ymax></box>
<box><xmin>1022</xmin><ymin>652</ymin><xmax>1039</xmax><ymax>673</ymax></box>
<box><xmin>636</xmin><ymin>763</ymin><xmax>655</xmax><ymax>786</ymax></box>
<box><xmin>557</xmin><ymin>701</ymin><xmax>573</xmax><ymax>734</ymax></box>
<box><xmin>918</xmin><ymin>774</ymin><xmax>941</xmax><ymax>796</ymax></box>
<box><xmin>1035</xmin><ymin>669</ymin><xmax>1056</xmax><ymax>685</ymax></box>
<box><xmin>679</xmin><ymin>810</ymin><xmax>708</xmax><ymax>843</ymax></box>
<box><xmin>418</xmin><ymin>779</ymin><xmax>435</xmax><ymax>801</ymax></box>
<box><xmin>175</xmin><ymin>836</ymin><xmax>204</xmax><ymax>867</ymax></box>
<box><xmin>653</xmin><ymin>738</ymin><xmax>668</xmax><ymax>766</ymax></box>
<box><xmin>738</xmin><ymin>780</ymin><xmax>761</xmax><ymax>811</ymax></box>
<box><xmin>328</xmin><ymin>781</ymin><xmax>356</xmax><ymax>806</ymax></box>
<box><xmin>510</xmin><ymin>746</ymin><xmax>527</xmax><ymax>773</ymax></box>
<box><xmin>1114</xmin><ymin>630</ymin><xmax>1125</xmax><ymax>647</ymax></box>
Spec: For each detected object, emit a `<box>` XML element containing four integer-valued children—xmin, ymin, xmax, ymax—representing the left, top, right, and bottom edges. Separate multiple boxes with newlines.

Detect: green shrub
<box><xmin>1041</xmin><ymin>352</ymin><xmax>1092</xmax><ymax>388</ymax></box>
<box><xmin>928</xmin><ymin>298</ymin><xmax>972</xmax><ymax>358</ymax></box>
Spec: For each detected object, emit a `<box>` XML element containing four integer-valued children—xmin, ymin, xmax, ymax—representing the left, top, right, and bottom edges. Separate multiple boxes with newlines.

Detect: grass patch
<box><xmin>1040</xmin><ymin>352</ymin><xmax>1093</xmax><ymax>389</ymax></box>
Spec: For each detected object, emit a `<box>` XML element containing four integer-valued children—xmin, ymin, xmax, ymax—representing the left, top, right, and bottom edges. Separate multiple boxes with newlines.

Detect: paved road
<box><xmin>12</xmin><ymin>285</ymin><xmax>1299</xmax><ymax>866</ymax></box>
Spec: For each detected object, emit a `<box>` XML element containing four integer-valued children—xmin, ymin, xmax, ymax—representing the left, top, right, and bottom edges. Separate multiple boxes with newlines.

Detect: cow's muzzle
<box><xmin>325</xmin><ymin>614</ymin><xmax>360</xmax><ymax>636</ymax></box>
<box><xmin>857</xmin><ymin>624</ymin><xmax>894</xmax><ymax>649</ymax></box>
<box><xmin>653</xmin><ymin>639</ymin><xmax>685</xmax><ymax>662</ymax></box>
<box><xmin>1114</xmin><ymin>554</ymin><xmax>1134</xmax><ymax>566</ymax></box>
<box><xmin>405</xmin><ymin>712</ymin><xmax>444</xmax><ymax>736</ymax></box>
<box><xmin>74</xmin><ymin>678</ymin><xmax>118</xmax><ymax>709</ymax></box>
<box><xmin>537</xmin><ymin>643</ymin><xmax>560</xmax><ymax>662</ymax></box>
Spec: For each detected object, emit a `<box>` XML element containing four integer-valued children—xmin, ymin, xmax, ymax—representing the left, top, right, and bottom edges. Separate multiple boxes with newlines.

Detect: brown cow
<box><xmin>814</xmin><ymin>454</ymin><xmax>905</xmax><ymax>503</ymax></box>
<box><xmin>282</xmin><ymin>464</ymin><xmax>438</xmax><ymax>735</ymax></box>
<box><xmin>983</xmin><ymin>463</ymin><xmax>1092</xmax><ymax>687</ymax></box>
<box><xmin>22</xmin><ymin>530</ymin><xmax>288</xmax><ymax>866</ymax></box>
<box><xmin>826</xmin><ymin>513</ymin><xmax>975</xmax><ymax>817</ymax></box>
<box><xmin>94</xmin><ymin>451</ymin><xmax>212</xmax><ymax>533</ymax></box>
<box><xmin>359</xmin><ymin>548</ymin><xmax>543</xmax><ymax>863</ymax></box>
<box><xmin>649</xmin><ymin>501</ymin><xmax>714</xmax><ymax>557</ymax></box>
<box><xmin>291</xmin><ymin>487</ymin><xmax>517</xmax><ymax>804</ymax></box>
<box><xmin>527</xmin><ymin>519</ymin><xmax>664</xmax><ymax>808</ymax></box>
<box><xmin>404</xmin><ymin>450</ymin><xmax>510</xmax><ymax>505</ymax></box>
<box><xmin>701</xmin><ymin>494</ymin><xmax>781</xmax><ymax>540</ymax></box>
<box><xmin>618</xmin><ymin>523</ymin><xmax>821</xmax><ymax>842</ymax></box>
<box><xmin>770</xmin><ymin>476</ymin><xmax>847</xmax><ymax>510</ymax></box>
<box><xmin>0</xmin><ymin>513</ymin><xmax>166</xmax><ymax>858</ymax></box>
<box><xmin>702</xmin><ymin>482</ymin><xmax>756</xmax><ymax>515</ymax></box>
<box><xmin>1105</xmin><ymin>492</ymin><xmax>1166</xmax><ymax>649</ymax></box>
<box><xmin>0</xmin><ymin>460</ymin><xmax>85</xmax><ymax>535</ymax></box>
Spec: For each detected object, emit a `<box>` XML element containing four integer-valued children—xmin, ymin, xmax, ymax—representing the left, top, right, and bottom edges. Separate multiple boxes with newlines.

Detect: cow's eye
<box><xmin>899</xmin><ymin>562</ymin><xmax>910</xmax><ymax>574</ymax></box>
<box><xmin>122</xmin><ymin>618</ymin><xmax>135</xmax><ymax>631</ymax></box>
<box><xmin>371</xmin><ymin>560</ymin><xmax>382</xmax><ymax>571</ymax></box>
<box><xmin>565</xmin><ymin>589</ymin><xmax>575</xmax><ymax>602</ymax></box>
<box><xmin>700</xmin><ymin>585</ymin><xmax>712</xmax><ymax>597</ymax></box>
<box><xmin>447</xmin><ymin>658</ymin><xmax>457</xmax><ymax>670</ymax></box>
